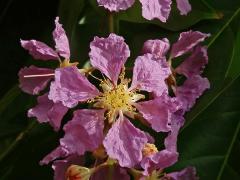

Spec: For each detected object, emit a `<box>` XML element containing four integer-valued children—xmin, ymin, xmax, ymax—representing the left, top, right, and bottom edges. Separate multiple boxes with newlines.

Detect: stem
<box><xmin>0</xmin><ymin>121</ymin><xmax>37</xmax><ymax>162</ymax></box>
<box><xmin>108</xmin><ymin>13</ymin><xmax>114</xmax><ymax>33</ymax></box>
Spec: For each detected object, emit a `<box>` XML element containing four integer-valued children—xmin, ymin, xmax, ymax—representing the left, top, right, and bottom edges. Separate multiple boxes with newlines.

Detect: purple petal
<box><xmin>48</xmin><ymin>66</ymin><xmax>100</xmax><ymax>108</ymax></box>
<box><xmin>60</xmin><ymin>109</ymin><xmax>105</xmax><ymax>155</ymax></box>
<box><xmin>164</xmin><ymin>111</ymin><xmax>184</xmax><ymax>153</ymax></box>
<box><xmin>92</xmin><ymin>165</ymin><xmax>130</xmax><ymax>180</ymax></box>
<box><xmin>139</xmin><ymin>0</ymin><xmax>172</xmax><ymax>22</ymax></box>
<box><xmin>52</xmin><ymin>155</ymin><xmax>83</xmax><ymax>180</ymax></box>
<box><xmin>170</xmin><ymin>31</ymin><xmax>210</xmax><ymax>58</ymax></box>
<box><xmin>18</xmin><ymin>66</ymin><xmax>54</xmax><ymax>95</ymax></box>
<box><xmin>141</xmin><ymin>150</ymin><xmax>178</xmax><ymax>175</ymax></box>
<box><xmin>176</xmin><ymin>46</ymin><xmax>208</xmax><ymax>78</ymax></box>
<box><xmin>40</xmin><ymin>146</ymin><xmax>69</xmax><ymax>165</ymax></box>
<box><xmin>142</xmin><ymin>38</ymin><xmax>170</xmax><ymax>57</ymax></box>
<box><xmin>97</xmin><ymin>0</ymin><xmax>135</xmax><ymax>12</ymax></box>
<box><xmin>28</xmin><ymin>93</ymin><xmax>68</xmax><ymax>131</ymax></box>
<box><xmin>168</xmin><ymin>167</ymin><xmax>198</xmax><ymax>180</ymax></box>
<box><xmin>89</xmin><ymin>33</ymin><xmax>130</xmax><ymax>84</ymax></box>
<box><xmin>53</xmin><ymin>17</ymin><xmax>70</xmax><ymax>59</ymax></box>
<box><xmin>20</xmin><ymin>40</ymin><xmax>59</xmax><ymax>60</ymax></box>
<box><xmin>176</xmin><ymin>75</ymin><xmax>210</xmax><ymax>111</ymax></box>
<box><xmin>131</xmin><ymin>54</ymin><xmax>171</xmax><ymax>95</ymax></box>
<box><xmin>103</xmin><ymin>116</ymin><xmax>148</xmax><ymax>168</ymax></box>
<box><xmin>176</xmin><ymin>0</ymin><xmax>191</xmax><ymax>15</ymax></box>
<box><xmin>136</xmin><ymin>95</ymin><xmax>179</xmax><ymax>132</ymax></box>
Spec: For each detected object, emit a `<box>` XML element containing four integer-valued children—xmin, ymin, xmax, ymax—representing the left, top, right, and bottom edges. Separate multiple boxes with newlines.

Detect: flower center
<box><xmin>91</xmin><ymin>70</ymin><xmax>144</xmax><ymax>123</ymax></box>
<box><xmin>142</xmin><ymin>143</ymin><xmax>158</xmax><ymax>157</ymax></box>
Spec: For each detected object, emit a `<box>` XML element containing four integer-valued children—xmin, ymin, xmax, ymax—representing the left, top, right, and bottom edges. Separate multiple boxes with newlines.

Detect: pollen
<box><xmin>142</xmin><ymin>143</ymin><xmax>158</xmax><ymax>157</ymax></box>
<box><xmin>91</xmin><ymin>70</ymin><xmax>145</xmax><ymax>123</ymax></box>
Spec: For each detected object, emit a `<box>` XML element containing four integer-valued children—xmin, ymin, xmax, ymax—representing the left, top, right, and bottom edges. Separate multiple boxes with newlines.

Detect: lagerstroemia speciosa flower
<box><xmin>18</xmin><ymin>16</ymin><xmax>210</xmax><ymax>179</ymax></box>
<box><xmin>19</xmin><ymin>17</ymin><xmax>79</xmax><ymax>131</ymax></box>
<box><xmin>97</xmin><ymin>0</ymin><xmax>191</xmax><ymax>22</ymax></box>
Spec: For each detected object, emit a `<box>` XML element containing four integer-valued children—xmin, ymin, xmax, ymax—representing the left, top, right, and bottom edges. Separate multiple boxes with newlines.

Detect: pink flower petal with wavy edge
<box><xmin>139</xmin><ymin>0</ymin><xmax>172</xmax><ymax>22</ymax></box>
<box><xmin>53</xmin><ymin>17</ymin><xmax>70</xmax><ymax>59</ymax></box>
<box><xmin>60</xmin><ymin>109</ymin><xmax>105</xmax><ymax>156</ymax></box>
<box><xmin>131</xmin><ymin>54</ymin><xmax>171</xmax><ymax>95</ymax></box>
<box><xmin>176</xmin><ymin>0</ymin><xmax>191</xmax><ymax>15</ymax></box>
<box><xmin>20</xmin><ymin>40</ymin><xmax>59</xmax><ymax>60</ymax></box>
<box><xmin>176</xmin><ymin>46</ymin><xmax>208</xmax><ymax>78</ymax></box>
<box><xmin>40</xmin><ymin>146</ymin><xmax>69</xmax><ymax>165</ymax></box>
<box><xmin>136</xmin><ymin>95</ymin><xmax>179</xmax><ymax>132</ymax></box>
<box><xmin>168</xmin><ymin>166</ymin><xmax>198</xmax><ymax>180</ymax></box>
<box><xmin>97</xmin><ymin>0</ymin><xmax>135</xmax><ymax>12</ymax></box>
<box><xmin>89</xmin><ymin>33</ymin><xmax>130</xmax><ymax>84</ymax></box>
<box><xmin>176</xmin><ymin>75</ymin><xmax>210</xmax><ymax>111</ymax></box>
<box><xmin>48</xmin><ymin>66</ymin><xmax>100</xmax><ymax>108</ymax></box>
<box><xmin>52</xmin><ymin>155</ymin><xmax>83</xmax><ymax>180</ymax></box>
<box><xmin>141</xmin><ymin>149</ymin><xmax>178</xmax><ymax>175</ymax></box>
<box><xmin>164</xmin><ymin>110</ymin><xmax>184</xmax><ymax>153</ymax></box>
<box><xmin>28</xmin><ymin>93</ymin><xmax>68</xmax><ymax>131</ymax></box>
<box><xmin>103</xmin><ymin>116</ymin><xmax>148</xmax><ymax>168</ymax></box>
<box><xmin>142</xmin><ymin>38</ymin><xmax>170</xmax><ymax>58</ymax></box>
<box><xmin>18</xmin><ymin>66</ymin><xmax>54</xmax><ymax>95</ymax></box>
<box><xmin>170</xmin><ymin>30</ymin><xmax>210</xmax><ymax>58</ymax></box>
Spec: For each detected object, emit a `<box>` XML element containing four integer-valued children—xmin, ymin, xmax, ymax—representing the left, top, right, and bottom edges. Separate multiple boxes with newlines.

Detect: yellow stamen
<box><xmin>89</xmin><ymin>69</ymin><xmax>144</xmax><ymax>123</ymax></box>
<box><xmin>60</xmin><ymin>59</ymin><xmax>79</xmax><ymax>68</ymax></box>
<box><xmin>142</xmin><ymin>143</ymin><xmax>158</xmax><ymax>157</ymax></box>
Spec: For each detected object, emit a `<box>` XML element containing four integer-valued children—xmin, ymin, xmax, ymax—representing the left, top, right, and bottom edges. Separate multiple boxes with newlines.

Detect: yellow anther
<box><xmin>142</xmin><ymin>143</ymin><xmax>158</xmax><ymax>157</ymax></box>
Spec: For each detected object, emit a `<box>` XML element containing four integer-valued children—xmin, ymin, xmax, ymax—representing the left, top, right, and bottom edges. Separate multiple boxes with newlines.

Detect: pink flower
<box><xmin>19</xmin><ymin>17</ymin><xmax>79</xmax><ymax>131</ymax></box>
<box><xmin>46</xmin><ymin>33</ymin><xmax>179</xmax><ymax>168</ymax></box>
<box><xmin>96</xmin><ymin>0</ymin><xmax>191</xmax><ymax>22</ymax></box>
<box><xmin>19</xmin><ymin>17</ymin><xmax>78</xmax><ymax>95</ymax></box>
<box><xmin>142</xmin><ymin>30</ymin><xmax>210</xmax><ymax>112</ymax></box>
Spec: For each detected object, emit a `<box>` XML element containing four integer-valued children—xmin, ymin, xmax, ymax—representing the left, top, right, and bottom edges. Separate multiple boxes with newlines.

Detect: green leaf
<box><xmin>171</xmin><ymin>78</ymin><xmax>240</xmax><ymax>179</ymax></box>
<box><xmin>117</xmin><ymin>1</ymin><xmax>220</xmax><ymax>31</ymax></box>
<box><xmin>58</xmin><ymin>0</ymin><xmax>85</xmax><ymax>40</ymax></box>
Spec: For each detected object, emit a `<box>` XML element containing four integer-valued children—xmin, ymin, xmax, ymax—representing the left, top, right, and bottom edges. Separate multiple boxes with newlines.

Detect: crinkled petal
<box><xmin>18</xmin><ymin>66</ymin><xmax>54</xmax><ymax>95</ymax></box>
<box><xmin>176</xmin><ymin>0</ymin><xmax>191</xmax><ymax>15</ymax></box>
<box><xmin>136</xmin><ymin>95</ymin><xmax>179</xmax><ymax>132</ymax></box>
<box><xmin>176</xmin><ymin>46</ymin><xmax>208</xmax><ymax>78</ymax></box>
<box><xmin>40</xmin><ymin>146</ymin><xmax>69</xmax><ymax>165</ymax></box>
<box><xmin>170</xmin><ymin>31</ymin><xmax>210</xmax><ymax>58</ymax></box>
<box><xmin>131</xmin><ymin>54</ymin><xmax>171</xmax><ymax>95</ymax></box>
<box><xmin>168</xmin><ymin>167</ymin><xmax>199</xmax><ymax>180</ymax></box>
<box><xmin>49</xmin><ymin>66</ymin><xmax>100</xmax><ymax>108</ymax></box>
<box><xmin>53</xmin><ymin>17</ymin><xmax>70</xmax><ymax>59</ymax></box>
<box><xmin>20</xmin><ymin>40</ymin><xmax>59</xmax><ymax>60</ymax></box>
<box><xmin>176</xmin><ymin>75</ymin><xmax>210</xmax><ymax>111</ymax></box>
<box><xmin>97</xmin><ymin>0</ymin><xmax>135</xmax><ymax>12</ymax></box>
<box><xmin>92</xmin><ymin>165</ymin><xmax>130</xmax><ymax>180</ymax></box>
<box><xmin>28</xmin><ymin>93</ymin><xmax>68</xmax><ymax>131</ymax></box>
<box><xmin>103</xmin><ymin>116</ymin><xmax>148</xmax><ymax>168</ymax></box>
<box><xmin>142</xmin><ymin>38</ymin><xmax>170</xmax><ymax>58</ymax></box>
<box><xmin>52</xmin><ymin>155</ymin><xmax>83</xmax><ymax>180</ymax></box>
<box><xmin>139</xmin><ymin>0</ymin><xmax>172</xmax><ymax>22</ymax></box>
<box><xmin>60</xmin><ymin>109</ymin><xmax>105</xmax><ymax>155</ymax></box>
<box><xmin>141</xmin><ymin>150</ymin><xmax>178</xmax><ymax>175</ymax></box>
<box><xmin>164</xmin><ymin>110</ymin><xmax>184</xmax><ymax>153</ymax></box>
<box><xmin>89</xmin><ymin>33</ymin><xmax>130</xmax><ymax>84</ymax></box>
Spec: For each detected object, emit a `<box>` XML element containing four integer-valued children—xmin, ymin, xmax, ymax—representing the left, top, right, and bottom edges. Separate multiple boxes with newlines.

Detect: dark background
<box><xmin>0</xmin><ymin>0</ymin><xmax>240</xmax><ymax>179</ymax></box>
